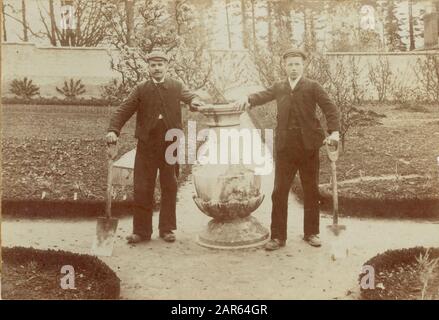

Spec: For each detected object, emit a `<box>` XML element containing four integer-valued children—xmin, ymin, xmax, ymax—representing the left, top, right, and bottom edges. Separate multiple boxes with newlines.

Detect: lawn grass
<box><xmin>249</xmin><ymin>103</ymin><xmax>439</xmax><ymax>202</ymax></box>
<box><xmin>1</xmin><ymin>104</ymin><xmax>207</xmax><ymax>203</ymax></box>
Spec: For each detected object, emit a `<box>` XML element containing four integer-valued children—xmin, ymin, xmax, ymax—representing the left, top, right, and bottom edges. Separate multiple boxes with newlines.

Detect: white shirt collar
<box><xmin>288</xmin><ymin>75</ymin><xmax>302</xmax><ymax>91</ymax></box>
<box><xmin>152</xmin><ymin>77</ymin><xmax>165</xmax><ymax>84</ymax></box>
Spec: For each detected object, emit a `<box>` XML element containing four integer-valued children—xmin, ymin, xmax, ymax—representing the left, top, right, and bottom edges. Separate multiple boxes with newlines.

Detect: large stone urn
<box><xmin>193</xmin><ymin>104</ymin><xmax>269</xmax><ymax>249</ymax></box>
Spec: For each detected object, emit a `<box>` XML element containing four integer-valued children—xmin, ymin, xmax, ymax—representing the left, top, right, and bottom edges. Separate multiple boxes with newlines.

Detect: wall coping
<box><xmin>1</xmin><ymin>42</ymin><xmax>118</xmax><ymax>52</ymax></box>
<box><xmin>325</xmin><ymin>51</ymin><xmax>439</xmax><ymax>56</ymax></box>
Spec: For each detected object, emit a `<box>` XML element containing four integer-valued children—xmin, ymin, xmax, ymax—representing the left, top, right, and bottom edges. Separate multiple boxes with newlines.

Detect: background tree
<box><xmin>103</xmin><ymin>0</ymin><xmax>212</xmax><ymax>92</ymax></box>
<box><xmin>21</xmin><ymin>0</ymin><xmax>28</xmax><ymax>42</ymax></box>
<box><xmin>36</xmin><ymin>0</ymin><xmax>108</xmax><ymax>47</ymax></box>
<box><xmin>382</xmin><ymin>0</ymin><xmax>406</xmax><ymax>51</ymax></box>
<box><xmin>2</xmin><ymin>2</ymin><xmax>8</xmax><ymax>41</ymax></box>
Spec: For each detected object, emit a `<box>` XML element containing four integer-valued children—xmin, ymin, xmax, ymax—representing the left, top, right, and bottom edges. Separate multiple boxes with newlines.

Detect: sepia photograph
<box><xmin>1</xmin><ymin>0</ymin><xmax>438</xmax><ymax>303</ymax></box>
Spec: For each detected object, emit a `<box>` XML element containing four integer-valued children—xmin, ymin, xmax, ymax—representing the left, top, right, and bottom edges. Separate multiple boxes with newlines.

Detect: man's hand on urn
<box><xmin>323</xmin><ymin>131</ymin><xmax>340</xmax><ymax>146</ymax></box>
<box><xmin>106</xmin><ymin>131</ymin><xmax>118</xmax><ymax>145</ymax></box>
<box><xmin>190</xmin><ymin>99</ymin><xmax>205</xmax><ymax>111</ymax></box>
<box><xmin>234</xmin><ymin>96</ymin><xmax>250</xmax><ymax>112</ymax></box>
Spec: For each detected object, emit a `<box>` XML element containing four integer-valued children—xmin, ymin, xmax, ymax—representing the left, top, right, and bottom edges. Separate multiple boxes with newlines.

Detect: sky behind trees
<box><xmin>1</xmin><ymin>0</ymin><xmax>435</xmax><ymax>51</ymax></box>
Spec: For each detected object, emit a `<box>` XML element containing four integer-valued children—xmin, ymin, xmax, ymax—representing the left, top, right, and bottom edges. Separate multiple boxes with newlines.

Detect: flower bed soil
<box><xmin>360</xmin><ymin>247</ymin><xmax>439</xmax><ymax>300</ymax></box>
<box><xmin>1</xmin><ymin>105</ymin><xmax>206</xmax><ymax>216</ymax></box>
<box><xmin>291</xmin><ymin>176</ymin><xmax>439</xmax><ymax>218</ymax></box>
<box><xmin>249</xmin><ymin>103</ymin><xmax>439</xmax><ymax>218</ymax></box>
<box><xmin>1</xmin><ymin>246</ymin><xmax>120</xmax><ymax>300</ymax></box>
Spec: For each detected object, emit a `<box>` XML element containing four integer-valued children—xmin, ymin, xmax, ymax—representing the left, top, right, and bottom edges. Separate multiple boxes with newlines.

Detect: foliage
<box><xmin>381</xmin><ymin>0</ymin><xmax>406</xmax><ymax>51</ymax></box>
<box><xmin>416</xmin><ymin>248</ymin><xmax>439</xmax><ymax>300</ymax></box>
<box><xmin>360</xmin><ymin>247</ymin><xmax>439</xmax><ymax>300</ymax></box>
<box><xmin>2</xmin><ymin>246</ymin><xmax>120</xmax><ymax>299</ymax></box>
<box><xmin>203</xmin><ymin>51</ymin><xmax>256</xmax><ymax>103</ymax></box>
<box><xmin>2</xmin><ymin>96</ymin><xmax>116</xmax><ymax>107</ymax></box>
<box><xmin>320</xmin><ymin>55</ymin><xmax>381</xmax><ymax>151</ymax></box>
<box><xmin>9</xmin><ymin>77</ymin><xmax>40</xmax><ymax>100</ymax></box>
<box><xmin>103</xmin><ymin>0</ymin><xmax>211</xmax><ymax>91</ymax></box>
<box><xmin>413</xmin><ymin>55</ymin><xmax>439</xmax><ymax>104</ymax></box>
<box><xmin>56</xmin><ymin>79</ymin><xmax>86</xmax><ymax>100</ymax></box>
<box><xmin>368</xmin><ymin>55</ymin><xmax>394</xmax><ymax>102</ymax></box>
<box><xmin>100</xmin><ymin>79</ymin><xmax>131</xmax><ymax>105</ymax></box>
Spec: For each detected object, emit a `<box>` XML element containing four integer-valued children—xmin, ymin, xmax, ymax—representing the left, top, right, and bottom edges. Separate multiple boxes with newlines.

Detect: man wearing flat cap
<box><xmin>235</xmin><ymin>48</ymin><xmax>340</xmax><ymax>251</ymax></box>
<box><xmin>106</xmin><ymin>49</ymin><xmax>204</xmax><ymax>244</ymax></box>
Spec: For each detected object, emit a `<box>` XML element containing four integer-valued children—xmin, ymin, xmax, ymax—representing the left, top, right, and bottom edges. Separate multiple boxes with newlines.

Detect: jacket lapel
<box><xmin>291</xmin><ymin>77</ymin><xmax>305</xmax><ymax>93</ymax></box>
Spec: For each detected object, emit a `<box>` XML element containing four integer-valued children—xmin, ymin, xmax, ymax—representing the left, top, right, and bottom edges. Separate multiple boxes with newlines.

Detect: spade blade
<box><xmin>91</xmin><ymin>217</ymin><xmax>118</xmax><ymax>257</ymax></box>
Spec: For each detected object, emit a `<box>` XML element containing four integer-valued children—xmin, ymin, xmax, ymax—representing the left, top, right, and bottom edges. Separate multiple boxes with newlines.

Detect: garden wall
<box><xmin>1</xmin><ymin>42</ymin><xmax>120</xmax><ymax>98</ymax></box>
<box><xmin>2</xmin><ymin>42</ymin><xmax>438</xmax><ymax>101</ymax></box>
<box><xmin>324</xmin><ymin>51</ymin><xmax>439</xmax><ymax>101</ymax></box>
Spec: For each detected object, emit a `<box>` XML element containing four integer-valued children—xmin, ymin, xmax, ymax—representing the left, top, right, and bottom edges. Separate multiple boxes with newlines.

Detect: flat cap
<box><xmin>282</xmin><ymin>48</ymin><xmax>307</xmax><ymax>60</ymax></box>
<box><xmin>146</xmin><ymin>50</ymin><xmax>169</xmax><ymax>62</ymax></box>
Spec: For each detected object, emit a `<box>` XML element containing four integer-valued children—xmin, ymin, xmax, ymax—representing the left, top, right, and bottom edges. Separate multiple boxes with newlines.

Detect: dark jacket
<box><xmin>248</xmin><ymin>77</ymin><xmax>340</xmax><ymax>151</ymax></box>
<box><xmin>108</xmin><ymin>77</ymin><xmax>196</xmax><ymax>143</ymax></box>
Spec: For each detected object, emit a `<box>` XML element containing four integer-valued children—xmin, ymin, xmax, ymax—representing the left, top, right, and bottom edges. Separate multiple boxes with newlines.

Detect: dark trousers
<box><xmin>132</xmin><ymin>119</ymin><xmax>177</xmax><ymax>236</ymax></box>
<box><xmin>271</xmin><ymin>129</ymin><xmax>320</xmax><ymax>241</ymax></box>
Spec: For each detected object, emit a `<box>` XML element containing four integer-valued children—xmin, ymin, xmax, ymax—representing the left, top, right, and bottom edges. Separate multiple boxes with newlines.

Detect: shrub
<box><xmin>9</xmin><ymin>77</ymin><xmax>40</xmax><ymax>99</ymax></box>
<box><xmin>100</xmin><ymin>79</ymin><xmax>131</xmax><ymax>105</ymax></box>
<box><xmin>56</xmin><ymin>79</ymin><xmax>86</xmax><ymax>100</ymax></box>
<box><xmin>414</xmin><ymin>55</ymin><xmax>439</xmax><ymax>104</ymax></box>
<box><xmin>1</xmin><ymin>96</ymin><xmax>116</xmax><ymax>107</ymax></box>
<box><xmin>368</xmin><ymin>56</ymin><xmax>394</xmax><ymax>102</ymax></box>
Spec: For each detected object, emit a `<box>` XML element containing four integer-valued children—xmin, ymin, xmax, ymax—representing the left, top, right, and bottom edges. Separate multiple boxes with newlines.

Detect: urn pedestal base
<box><xmin>197</xmin><ymin>216</ymin><xmax>269</xmax><ymax>249</ymax></box>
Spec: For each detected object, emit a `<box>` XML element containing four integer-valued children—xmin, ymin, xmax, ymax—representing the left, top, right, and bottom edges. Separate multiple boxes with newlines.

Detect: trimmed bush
<box><xmin>360</xmin><ymin>247</ymin><xmax>439</xmax><ymax>300</ymax></box>
<box><xmin>2</xmin><ymin>246</ymin><xmax>120</xmax><ymax>299</ymax></box>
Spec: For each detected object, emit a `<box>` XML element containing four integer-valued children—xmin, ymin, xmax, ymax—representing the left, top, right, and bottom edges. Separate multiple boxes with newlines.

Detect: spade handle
<box><xmin>106</xmin><ymin>144</ymin><xmax>117</xmax><ymax>219</ymax></box>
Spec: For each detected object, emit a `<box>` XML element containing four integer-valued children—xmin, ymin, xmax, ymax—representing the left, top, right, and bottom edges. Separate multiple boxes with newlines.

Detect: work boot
<box><xmin>126</xmin><ymin>234</ymin><xmax>151</xmax><ymax>244</ymax></box>
<box><xmin>264</xmin><ymin>239</ymin><xmax>286</xmax><ymax>251</ymax></box>
<box><xmin>304</xmin><ymin>234</ymin><xmax>322</xmax><ymax>247</ymax></box>
<box><xmin>159</xmin><ymin>231</ymin><xmax>176</xmax><ymax>243</ymax></box>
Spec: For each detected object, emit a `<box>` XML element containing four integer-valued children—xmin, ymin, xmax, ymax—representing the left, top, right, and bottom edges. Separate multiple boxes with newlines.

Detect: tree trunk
<box><xmin>267</xmin><ymin>0</ymin><xmax>273</xmax><ymax>49</ymax></box>
<box><xmin>49</xmin><ymin>0</ymin><xmax>57</xmax><ymax>46</ymax></box>
<box><xmin>21</xmin><ymin>0</ymin><xmax>28</xmax><ymax>42</ymax></box>
<box><xmin>2</xmin><ymin>3</ymin><xmax>7</xmax><ymax>42</ymax></box>
<box><xmin>408</xmin><ymin>0</ymin><xmax>415</xmax><ymax>50</ymax></box>
<box><xmin>225</xmin><ymin>0</ymin><xmax>232</xmax><ymax>49</ymax></box>
<box><xmin>240</xmin><ymin>0</ymin><xmax>249</xmax><ymax>48</ymax></box>
<box><xmin>251</xmin><ymin>0</ymin><xmax>256</xmax><ymax>49</ymax></box>
<box><xmin>126</xmin><ymin>0</ymin><xmax>135</xmax><ymax>46</ymax></box>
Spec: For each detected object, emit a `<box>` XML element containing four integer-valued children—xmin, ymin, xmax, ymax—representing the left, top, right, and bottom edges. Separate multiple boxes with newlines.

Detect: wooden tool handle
<box><xmin>106</xmin><ymin>144</ymin><xmax>117</xmax><ymax>219</ymax></box>
<box><xmin>331</xmin><ymin>161</ymin><xmax>338</xmax><ymax>225</ymax></box>
<box><xmin>325</xmin><ymin>140</ymin><xmax>339</xmax><ymax>162</ymax></box>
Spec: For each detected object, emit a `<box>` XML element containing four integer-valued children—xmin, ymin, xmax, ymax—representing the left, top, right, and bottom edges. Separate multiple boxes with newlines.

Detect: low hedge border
<box><xmin>359</xmin><ymin>247</ymin><xmax>439</xmax><ymax>300</ymax></box>
<box><xmin>1</xmin><ymin>199</ymin><xmax>135</xmax><ymax>218</ymax></box>
<box><xmin>292</xmin><ymin>183</ymin><xmax>439</xmax><ymax>219</ymax></box>
<box><xmin>2</xmin><ymin>246</ymin><xmax>120</xmax><ymax>299</ymax></box>
<box><xmin>2</xmin><ymin>97</ymin><xmax>117</xmax><ymax>107</ymax></box>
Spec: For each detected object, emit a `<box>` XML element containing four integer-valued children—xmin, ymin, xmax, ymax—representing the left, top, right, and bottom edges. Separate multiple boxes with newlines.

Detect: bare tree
<box><xmin>408</xmin><ymin>0</ymin><xmax>415</xmax><ymax>51</ymax></box>
<box><xmin>240</xmin><ymin>0</ymin><xmax>249</xmax><ymax>49</ymax></box>
<box><xmin>125</xmin><ymin>0</ymin><xmax>135</xmax><ymax>47</ymax></box>
<box><xmin>48</xmin><ymin>0</ymin><xmax>57</xmax><ymax>46</ymax></box>
<box><xmin>37</xmin><ymin>0</ymin><xmax>108</xmax><ymax>47</ymax></box>
<box><xmin>368</xmin><ymin>56</ymin><xmax>394</xmax><ymax>102</ymax></box>
<box><xmin>2</xmin><ymin>1</ymin><xmax>42</xmax><ymax>41</ymax></box>
<box><xmin>104</xmin><ymin>0</ymin><xmax>211</xmax><ymax>91</ymax></box>
<box><xmin>2</xmin><ymin>3</ymin><xmax>7</xmax><ymax>41</ymax></box>
<box><xmin>225</xmin><ymin>0</ymin><xmax>232</xmax><ymax>49</ymax></box>
<box><xmin>250</xmin><ymin>0</ymin><xmax>256</xmax><ymax>49</ymax></box>
<box><xmin>21</xmin><ymin>0</ymin><xmax>28</xmax><ymax>42</ymax></box>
